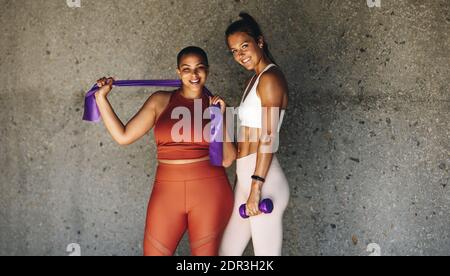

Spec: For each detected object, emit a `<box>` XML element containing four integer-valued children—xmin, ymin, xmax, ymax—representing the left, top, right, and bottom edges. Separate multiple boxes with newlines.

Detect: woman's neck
<box><xmin>180</xmin><ymin>86</ymin><xmax>203</xmax><ymax>100</ymax></box>
<box><xmin>254</xmin><ymin>56</ymin><xmax>272</xmax><ymax>75</ymax></box>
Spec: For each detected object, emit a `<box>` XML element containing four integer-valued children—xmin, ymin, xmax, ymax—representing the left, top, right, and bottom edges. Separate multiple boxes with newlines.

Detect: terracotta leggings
<box><xmin>143</xmin><ymin>160</ymin><xmax>234</xmax><ymax>256</ymax></box>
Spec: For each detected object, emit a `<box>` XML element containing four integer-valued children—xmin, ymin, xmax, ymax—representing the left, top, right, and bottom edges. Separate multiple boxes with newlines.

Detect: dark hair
<box><xmin>225</xmin><ymin>12</ymin><xmax>276</xmax><ymax>64</ymax></box>
<box><xmin>177</xmin><ymin>46</ymin><xmax>209</xmax><ymax>68</ymax></box>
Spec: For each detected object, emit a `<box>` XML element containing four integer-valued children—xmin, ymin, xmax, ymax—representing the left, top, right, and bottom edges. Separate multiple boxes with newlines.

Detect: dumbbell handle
<box><xmin>239</xmin><ymin>199</ymin><xmax>274</xmax><ymax>219</ymax></box>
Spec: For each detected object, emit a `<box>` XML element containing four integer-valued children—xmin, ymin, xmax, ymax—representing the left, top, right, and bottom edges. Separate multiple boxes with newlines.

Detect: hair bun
<box><xmin>239</xmin><ymin>12</ymin><xmax>256</xmax><ymax>24</ymax></box>
<box><xmin>238</xmin><ymin>12</ymin><xmax>262</xmax><ymax>34</ymax></box>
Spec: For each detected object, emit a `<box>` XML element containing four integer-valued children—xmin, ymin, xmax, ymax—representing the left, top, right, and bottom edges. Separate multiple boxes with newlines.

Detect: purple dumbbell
<box><xmin>239</xmin><ymin>199</ymin><xmax>274</xmax><ymax>219</ymax></box>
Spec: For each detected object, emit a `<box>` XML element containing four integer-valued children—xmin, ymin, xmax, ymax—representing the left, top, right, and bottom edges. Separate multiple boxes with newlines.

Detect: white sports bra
<box><xmin>238</xmin><ymin>64</ymin><xmax>285</xmax><ymax>130</ymax></box>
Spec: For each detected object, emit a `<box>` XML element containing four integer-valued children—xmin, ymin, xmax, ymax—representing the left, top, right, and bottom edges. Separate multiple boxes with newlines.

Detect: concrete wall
<box><xmin>0</xmin><ymin>0</ymin><xmax>448</xmax><ymax>256</ymax></box>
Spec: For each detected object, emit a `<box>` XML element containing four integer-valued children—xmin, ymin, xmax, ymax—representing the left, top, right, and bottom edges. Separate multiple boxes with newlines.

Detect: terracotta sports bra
<box><xmin>154</xmin><ymin>90</ymin><xmax>210</xmax><ymax>160</ymax></box>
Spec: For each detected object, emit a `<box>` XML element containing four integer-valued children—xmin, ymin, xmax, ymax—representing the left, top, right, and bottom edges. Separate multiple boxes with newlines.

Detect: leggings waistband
<box><xmin>156</xmin><ymin>160</ymin><xmax>227</xmax><ymax>181</ymax></box>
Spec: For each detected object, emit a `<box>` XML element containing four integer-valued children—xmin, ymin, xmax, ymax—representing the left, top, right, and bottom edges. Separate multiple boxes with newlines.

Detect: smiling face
<box><xmin>177</xmin><ymin>53</ymin><xmax>208</xmax><ymax>91</ymax></box>
<box><xmin>227</xmin><ymin>32</ymin><xmax>265</xmax><ymax>71</ymax></box>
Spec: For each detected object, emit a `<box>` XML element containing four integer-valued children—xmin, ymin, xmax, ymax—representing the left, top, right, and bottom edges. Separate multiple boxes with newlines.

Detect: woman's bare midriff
<box><xmin>237</xmin><ymin>126</ymin><xmax>261</xmax><ymax>159</ymax></box>
<box><xmin>158</xmin><ymin>155</ymin><xmax>210</xmax><ymax>165</ymax></box>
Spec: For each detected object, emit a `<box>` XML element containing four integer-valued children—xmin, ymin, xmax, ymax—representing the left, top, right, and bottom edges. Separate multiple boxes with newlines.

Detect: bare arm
<box><xmin>95</xmin><ymin>77</ymin><xmax>160</xmax><ymax>146</ymax></box>
<box><xmin>246</xmin><ymin>71</ymin><xmax>288</xmax><ymax>216</ymax></box>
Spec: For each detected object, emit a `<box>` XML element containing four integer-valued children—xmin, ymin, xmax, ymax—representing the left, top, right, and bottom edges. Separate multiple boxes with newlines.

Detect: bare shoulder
<box><xmin>146</xmin><ymin>90</ymin><xmax>174</xmax><ymax>108</ymax></box>
<box><xmin>149</xmin><ymin>90</ymin><xmax>173</xmax><ymax>101</ymax></box>
<box><xmin>259</xmin><ymin>67</ymin><xmax>288</xmax><ymax>89</ymax></box>
<box><xmin>257</xmin><ymin>67</ymin><xmax>289</xmax><ymax>108</ymax></box>
<box><xmin>146</xmin><ymin>90</ymin><xmax>176</xmax><ymax>118</ymax></box>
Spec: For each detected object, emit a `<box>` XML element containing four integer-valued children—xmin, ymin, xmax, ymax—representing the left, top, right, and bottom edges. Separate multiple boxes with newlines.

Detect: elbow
<box><xmin>222</xmin><ymin>152</ymin><xmax>237</xmax><ymax>168</ymax></box>
<box><xmin>116</xmin><ymin>135</ymin><xmax>131</xmax><ymax>146</ymax></box>
<box><xmin>222</xmin><ymin>159</ymin><xmax>234</xmax><ymax>168</ymax></box>
<box><xmin>117</xmin><ymin>140</ymin><xmax>129</xmax><ymax>146</ymax></box>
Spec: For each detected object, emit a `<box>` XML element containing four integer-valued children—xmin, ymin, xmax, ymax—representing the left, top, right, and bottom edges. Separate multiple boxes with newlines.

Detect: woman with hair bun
<box><xmin>219</xmin><ymin>13</ymin><xmax>290</xmax><ymax>256</ymax></box>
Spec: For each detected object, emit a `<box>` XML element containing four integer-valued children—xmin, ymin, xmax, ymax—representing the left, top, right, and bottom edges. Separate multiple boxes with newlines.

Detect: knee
<box><xmin>143</xmin><ymin>234</ymin><xmax>174</xmax><ymax>256</ymax></box>
<box><xmin>192</xmin><ymin>241</ymin><xmax>220</xmax><ymax>256</ymax></box>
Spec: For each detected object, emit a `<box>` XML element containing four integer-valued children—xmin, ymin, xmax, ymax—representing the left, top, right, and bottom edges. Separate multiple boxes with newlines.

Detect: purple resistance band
<box><xmin>82</xmin><ymin>80</ymin><xmax>223</xmax><ymax>167</ymax></box>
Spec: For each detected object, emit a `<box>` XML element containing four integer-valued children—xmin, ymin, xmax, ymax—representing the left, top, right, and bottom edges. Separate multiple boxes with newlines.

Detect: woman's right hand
<box><xmin>95</xmin><ymin>77</ymin><xmax>115</xmax><ymax>98</ymax></box>
<box><xmin>209</xmin><ymin>95</ymin><xmax>227</xmax><ymax>114</ymax></box>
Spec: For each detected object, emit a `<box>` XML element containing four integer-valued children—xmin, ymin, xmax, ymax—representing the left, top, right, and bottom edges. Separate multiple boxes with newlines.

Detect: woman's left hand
<box><xmin>209</xmin><ymin>96</ymin><xmax>227</xmax><ymax>114</ymax></box>
<box><xmin>246</xmin><ymin>181</ymin><xmax>263</xmax><ymax>217</ymax></box>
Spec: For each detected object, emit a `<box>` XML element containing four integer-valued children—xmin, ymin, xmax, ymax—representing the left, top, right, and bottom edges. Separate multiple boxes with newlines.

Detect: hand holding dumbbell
<box><xmin>239</xmin><ymin>199</ymin><xmax>274</xmax><ymax>219</ymax></box>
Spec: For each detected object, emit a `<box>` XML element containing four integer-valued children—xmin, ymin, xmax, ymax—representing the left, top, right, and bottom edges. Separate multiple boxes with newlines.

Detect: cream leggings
<box><xmin>219</xmin><ymin>153</ymin><xmax>290</xmax><ymax>256</ymax></box>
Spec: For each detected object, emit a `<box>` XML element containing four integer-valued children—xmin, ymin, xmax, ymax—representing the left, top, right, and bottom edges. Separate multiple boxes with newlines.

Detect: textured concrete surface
<box><xmin>0</xmin><ymin>0</ymin><xmax>448</xmax><ymax>256</ymax></box>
